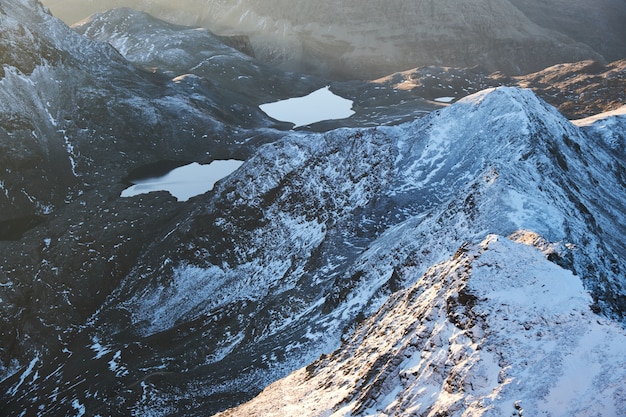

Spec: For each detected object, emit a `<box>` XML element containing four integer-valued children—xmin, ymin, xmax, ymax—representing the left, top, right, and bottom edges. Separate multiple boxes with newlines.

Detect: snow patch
<box><xmin>571</xmin><ymin>105</ymin><xmax>626</xmax><ymax>127</ymax></box>
<box><xmin>6</xmin><ymin>355</ymin><xmax>38</xmax><ymax>397</ymax></box>
<box><xmin>89</xmin><ymin>340</ymin><xmax>112</xmax><ymax>359</ymax></box>
<box><xmin>108</xmin><ymin>350</ymin><xmax>128</xmax><ymax>377</ymax></box>
<box><xmin>572</xmin><ymin>105</ymin><xmax>626</xmax><ymax>149</ymax></box>
<box><xmin>504</xmin><ymin>189</ymin><xmax>563</xmax><ymax>232</ymax></box>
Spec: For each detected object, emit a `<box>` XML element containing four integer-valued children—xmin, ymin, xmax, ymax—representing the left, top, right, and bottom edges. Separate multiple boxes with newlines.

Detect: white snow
<box><xmin>89</xmin><ymin>340</ymin><xmax>112</xmax><ymax>359</ymax></box>
<box><xmin>571</xmin><ymin>105</ymin><xmax>626</xmax><ymax>127</ymax></box>
<box><xmin>6</xmin><ymin>355</ymin><xmax>38</xmax><ymax>397</ymax></box>
<box><xmin>107</xmin><ymin>350</ymin><xmax>129</xmax><ymax>377</ymax></box>
<box><xmin>120</xmin><ymin>160</ymin><xmax>243</xmax><ymax>201</ymax></box>
<box><xmin>503</xmin><ymin>189</ymin><xmax>563</xmax><ymax>232</ymax></box>
<box><xmin>572</xmin><ymin>105</ymin><xmax>626</xmax><ymax>149</ymax></box>
<box><xmin>59</xmin><ymin>129</ymin><xmax>79</xmax><ymax>176</ymax></box>
<box><xmin>259</xmin><ymin>86</ymin><xmax>355</xmax><ymax>128</ymax></box>
<box><xmin>108</xmin><ymin>350</ymin><xmax>121</xmax><ymax>372</ymax></box>
<box><xmin>434</xmin><ymin>96</ymin><xmax>455</xmax><ymax>103</ymax></box>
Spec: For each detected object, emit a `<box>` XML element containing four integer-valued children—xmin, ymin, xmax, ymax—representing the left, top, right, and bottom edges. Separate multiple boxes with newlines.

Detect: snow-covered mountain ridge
<box><xmin>218</xmin><ymin>232</ymin><xmax>626</xmax><ymax>416</ymax></box>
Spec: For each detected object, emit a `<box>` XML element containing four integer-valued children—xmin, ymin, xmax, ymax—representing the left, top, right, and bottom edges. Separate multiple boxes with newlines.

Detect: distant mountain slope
<box><xmin>510</xmin><ymin>0</ymin><xmax>626</xmax><ymax>63</ymax></box>
<box><xmin>42</xmin><ymin>0</ymin><xmax>606</xmax><ymax>79</ymax></box>
<box><xmin>71</xmin><ymin>7</ymin><xmax>440</xmax><ymax>128</ymax></box>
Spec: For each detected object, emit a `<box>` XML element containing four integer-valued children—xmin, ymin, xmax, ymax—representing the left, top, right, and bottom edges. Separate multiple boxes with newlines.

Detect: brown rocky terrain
<box><xmin>515</xmin><ymin>60</ymin><xmax>626</xmax><ymax>120</ymax></box>
<box><xmin>376</xmin><ymin>59</ymin><xmax>626</xmax><ymax>119</ymax></box>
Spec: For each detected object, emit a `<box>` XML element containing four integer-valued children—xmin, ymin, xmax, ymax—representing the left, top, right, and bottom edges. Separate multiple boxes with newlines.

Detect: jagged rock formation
<box><xmin>42</xmin><ymin>0</ymin><xmax>608</xmax><ymax>79</ymax></box>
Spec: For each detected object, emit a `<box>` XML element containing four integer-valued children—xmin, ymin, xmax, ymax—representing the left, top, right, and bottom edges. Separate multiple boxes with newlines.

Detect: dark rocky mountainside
<box><xmin>0</xmin><ymin>0</ymin><xmax>326</xmax><ymax>387</ymax></box>
<box><xmin>1</xmin><ymin>1</ymin><xmax>626</xmax><ymax>416</ymax></box>
<box><xmin>41</xmin><ymin>0</ymin><xmax>618</xmax><ymax>80</ymax></box>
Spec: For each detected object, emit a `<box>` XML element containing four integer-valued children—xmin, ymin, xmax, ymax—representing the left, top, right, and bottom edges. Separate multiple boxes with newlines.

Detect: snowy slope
<box><xmin>0</xmin><ymin>1</ymin><xmax>430</xmax><ymax>400</ymax></box>
<box><xmin>218</xmin><ymin>232</ymin><xmax>626</xmax><ymax>416</ymax></box>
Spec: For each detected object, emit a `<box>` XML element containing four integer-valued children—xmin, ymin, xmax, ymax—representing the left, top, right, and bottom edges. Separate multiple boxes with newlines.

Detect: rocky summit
<box><xmin>1</xmin><ymin>1</ymin><xmax>626</xmax><ymax>416</ymax></box>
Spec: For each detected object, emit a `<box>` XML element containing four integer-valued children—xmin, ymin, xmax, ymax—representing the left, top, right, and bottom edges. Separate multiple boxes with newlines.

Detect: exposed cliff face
<box><xmin>43</xmin><ymin>0</ymin><xmax>606</xmax><ymax>79</ymax></box>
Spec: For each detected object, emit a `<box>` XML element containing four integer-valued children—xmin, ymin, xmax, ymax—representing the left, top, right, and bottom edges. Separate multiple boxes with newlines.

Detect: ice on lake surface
<box><xmin>121</xmin><ymin>160</ymin><xmax>244</xmax><ymax>201</ymax></box>
<box><xmin>259</xmin><ymin>86</ymin><xmax>355</xmax><ymax>128</ymax></box>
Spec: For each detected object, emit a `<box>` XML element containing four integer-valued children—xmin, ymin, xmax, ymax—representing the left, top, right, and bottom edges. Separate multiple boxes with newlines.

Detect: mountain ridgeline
<box><xmin>1</xmin><ymin>0</ymin><xmax>626</xmax><ymax>416</ymax></box>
